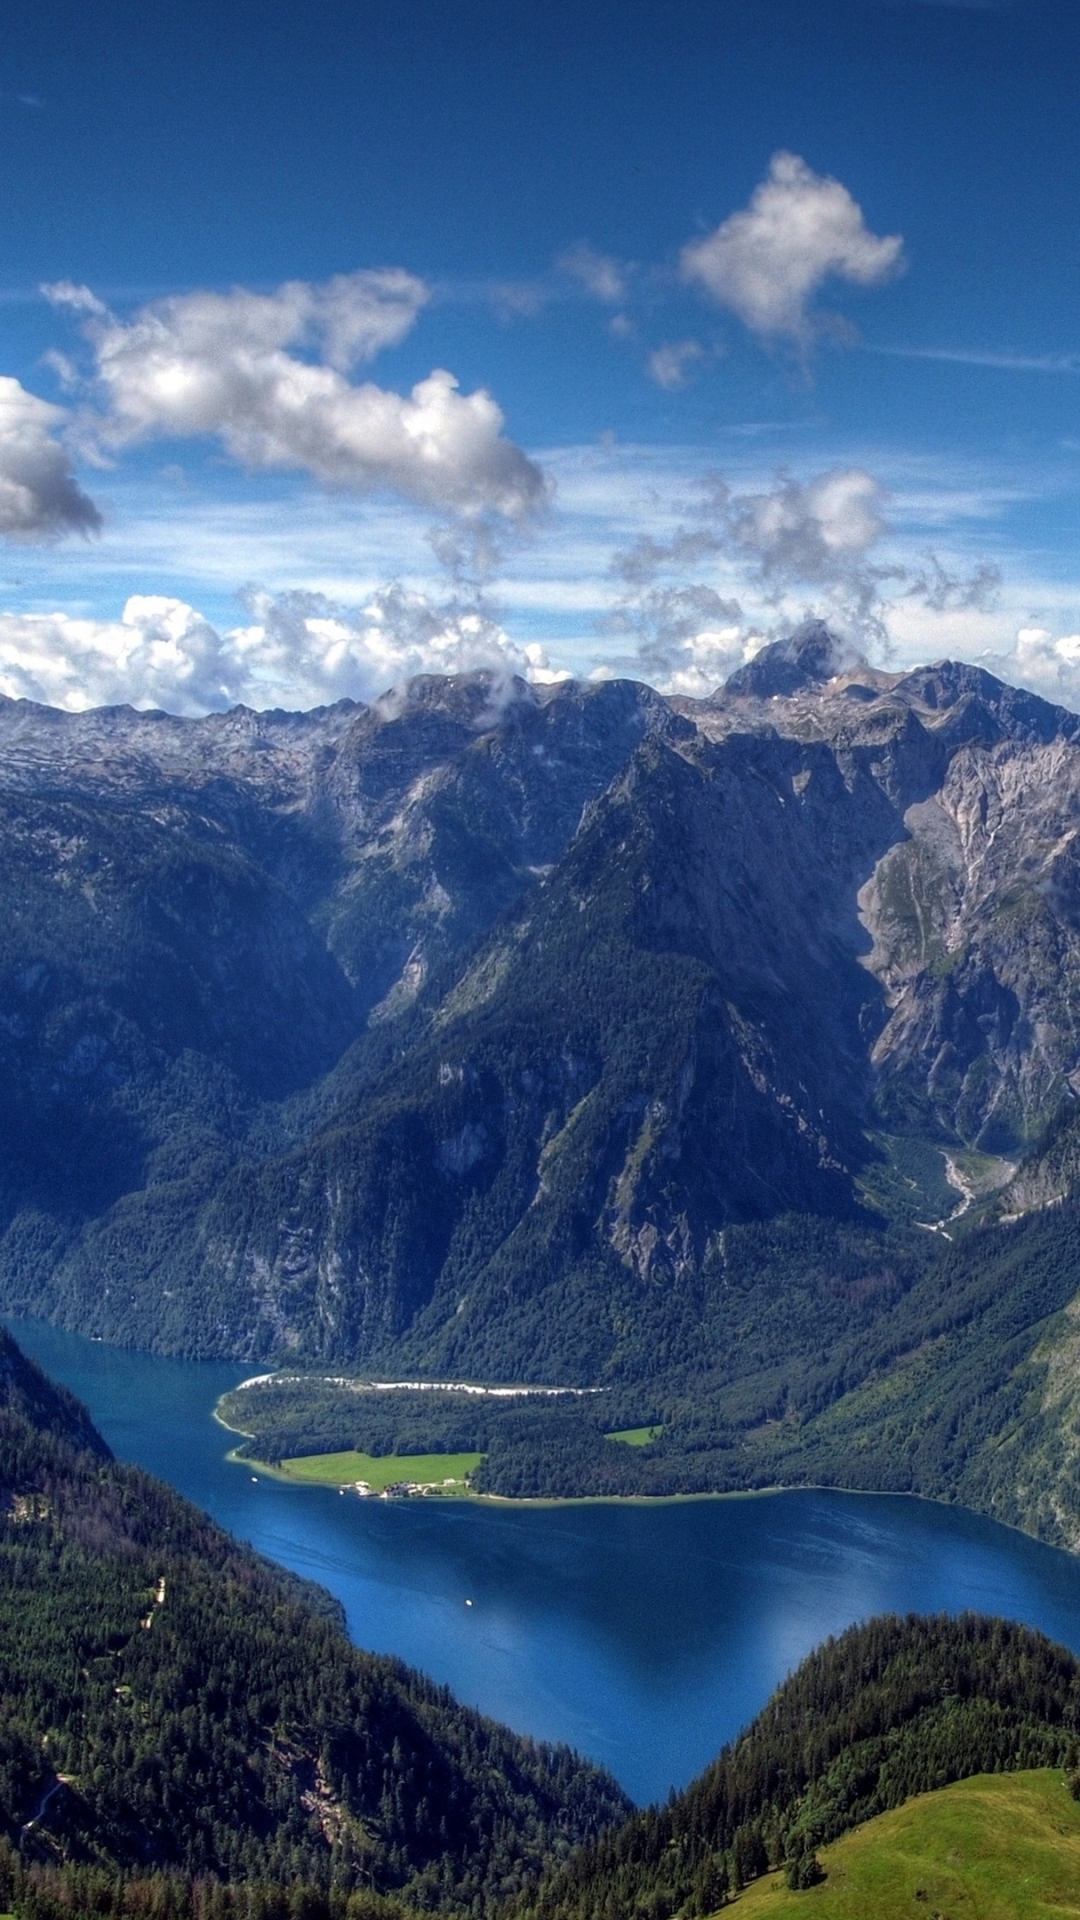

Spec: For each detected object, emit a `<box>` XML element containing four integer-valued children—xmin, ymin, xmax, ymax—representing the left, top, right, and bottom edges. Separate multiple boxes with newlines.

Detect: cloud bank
<box><xmin>46</xmin><ymin>272</ymin><xmax>547</xmax><ymax>521</ymax></box>
<box><xmin>0</xmin><ymin>377</ymin><xmax>101</xmax><ymax>541</ymax></box>
<box><xmin>681</xmin><ymin>152</ymin><xmax>904</xmax><ymax>346</ymax></box>
<box><xmin>0</xmin><ymin>585</ymin><xmax>567</xmax><ymax>716</ymax></box>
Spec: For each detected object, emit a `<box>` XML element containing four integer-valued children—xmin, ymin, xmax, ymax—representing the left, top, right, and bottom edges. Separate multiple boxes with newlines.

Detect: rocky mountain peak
<box><xmin>891</xmin><ymin>658</ymin><xmax>1080</xmax><ymax>747</ymax></box>
<box><xmin>723</xmin><ymin>619</ymin><xmax>847</xmax><ymax>699</ymax></box>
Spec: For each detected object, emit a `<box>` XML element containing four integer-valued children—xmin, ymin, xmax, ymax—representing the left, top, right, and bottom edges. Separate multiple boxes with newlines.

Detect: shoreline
<box><xmin>216</xmin><ymin>1426</ymin><xmax>978</xmax><ymax>1519</ymax></box>
<box><xmin>214</xmin><ymin>1398</ymin><xmax>808</xmax><ymax>1508</ymax></box>
<box><xmin>213</xmin><ymin>1395</ymin><xmax>1078</xmax><ymax>1551</ymax></box>
<box><xmin>226</xmin><ymin>1445</ymin><xmax>1077</xmax><ymax>1550</ymax></box>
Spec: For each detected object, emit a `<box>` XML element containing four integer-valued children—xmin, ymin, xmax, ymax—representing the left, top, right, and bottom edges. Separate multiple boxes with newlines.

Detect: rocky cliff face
<box><xmin>3</xmin><ymin>635</ymin><xmax>1080</xmax><ymax>1372</ymax></box>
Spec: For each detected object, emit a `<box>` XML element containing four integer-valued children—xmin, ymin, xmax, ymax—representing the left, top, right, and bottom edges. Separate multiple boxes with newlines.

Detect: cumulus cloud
<box><xmin>722</xmin><ymin>467</ymin><xmax>888</xmax><ymax>583</ymax></box>
<box><xmin>0</xmin><ymin>582</ymin><xmax>569</xmax><ymax>717</ymax></box>
<box><xmin>47</xmin><ymin>269</ymin><xmax>427</xmax><ymax>373</ymax></box>
<box><xmin>990</xmin><ymin>625</ymin><xmax>1080</xmax><ymax>707</ymax></box>
<box><xmin>0</xmin><ymin>597</ymin><xmax>230</xmax><ymax>712</ymax></box>
<box><xmin>631</xmin><ymin>468</ymin><xmax>896</xmax><ymax>641</ymax></box>
<box><xmin>556</xmin><ymin>244</ymin><xmax>628</xmax><ymax>303</ymax></box>
<box><xmin>602</xmin><ymin>465</ymin><xmax>1001</xmax><ymax>691</ymax></box>
<box><xmin>46</xmin><ymin>272</ymin><xmax>547</xmax><ymax>521</ymax></box>
<box><xmin>0</xmin><ymin>376</ymin><xmax>100</xmax><ymax>541</ymax></box>
<box><xmin>680</xmin><ymin>152</ymin><xmax>904</xmax><ymax>347</ymax></box>
<box><xmin>647</xmin><ymin>340</ymin><xmax>705</xmax><ymax>390</ymax></box>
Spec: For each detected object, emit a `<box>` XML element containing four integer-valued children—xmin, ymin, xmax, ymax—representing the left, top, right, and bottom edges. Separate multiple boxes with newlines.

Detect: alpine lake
<box><xmin>14</xmin><ymin>1314</ymin><xmax>1080</xmax><ymax>1808</ymax></box>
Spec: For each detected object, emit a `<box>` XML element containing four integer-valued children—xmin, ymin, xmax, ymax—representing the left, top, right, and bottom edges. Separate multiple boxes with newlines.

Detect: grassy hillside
<box><xmin>734</xmin><ymin>1771</ymin><xmax>1080</xmax><ymax>1918</ymax></box>
<box><xmin>529</xmin><ymin>1614</ymin><xmax>1080</xmax><ymax>1920</ymax></box>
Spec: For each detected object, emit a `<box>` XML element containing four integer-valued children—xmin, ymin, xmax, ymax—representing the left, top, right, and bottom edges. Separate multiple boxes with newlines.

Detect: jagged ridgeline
<box><xmin>0</xmin><ymin>1325</ymin><xmax>630</xmax><ymax>1911</ymax></box>
<box><xmin>528</xmin><ymin>1612</ymin><xmax>1080</xmax><ymax>1916</ymax></box>
<box><xmin>5</xmin><ymin>632</ymin><xmax>1080</xmax><ymax>1382</ymax></box>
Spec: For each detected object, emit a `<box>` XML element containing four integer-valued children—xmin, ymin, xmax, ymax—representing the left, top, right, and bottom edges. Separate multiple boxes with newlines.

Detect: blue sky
<box><xmin>2</xmin><ymin>0</ymin><xmax>1080</xmax><ymax>711</ymax></box>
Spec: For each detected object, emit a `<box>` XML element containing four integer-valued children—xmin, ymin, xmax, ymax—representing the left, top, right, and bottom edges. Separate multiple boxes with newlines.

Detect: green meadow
<box><xmin>733</xmin><ymin>1770</ymin><xmax>1080</xmax><ymax>1918</ymax></box>
<box><xmin>268</xmin><ymin>1449</ymin><xmax>483</xmax><ymax>1492</ymax></box>
<box><xmin>605</xmin><ymin>1426</ymin><xmax>662</xmax><ymax>1446</ymax></box>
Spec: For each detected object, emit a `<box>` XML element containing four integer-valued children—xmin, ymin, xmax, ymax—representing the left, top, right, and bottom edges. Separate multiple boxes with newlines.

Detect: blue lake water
<box><xmin>13</xmin><ymin>1313</ymin><xmax>1080</xmax><ymax>1807</ymax></box>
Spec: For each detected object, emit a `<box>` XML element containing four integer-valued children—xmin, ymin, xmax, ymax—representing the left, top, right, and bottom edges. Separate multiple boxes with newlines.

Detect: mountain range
<box><xmin>7</xmin><ymin>627</ymin><xmax>1080</xmax><ymax>1530</ymax></box>
<box><xmin>10</xmin><ymin>638</ymin><xmax>1080</xmax><ymax>1910</ymax></box>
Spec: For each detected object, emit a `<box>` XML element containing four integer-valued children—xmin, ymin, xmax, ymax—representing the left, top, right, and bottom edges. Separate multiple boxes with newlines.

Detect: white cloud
<box><xmin>872</xmin><ymin>343</ymin><xmax>1080</xmax><ymax>374</ymax></box>
<box><xmin>556</xmin><ymin>244</ymin><xmax>628</xmax><ymax>303</ymax></box>
<box><xmin>647</xmin><ymin>340</ymin><xmax>704</xmax><ymax>390</ymax></box>
<box><xmin>600</xmin><ymin>463</ymin><xmax>1005</xmax><ymax>685</ymax></box>
<box><xmin>0</xmin><ymin>435</ymin><xmax>1060</xmax><ymax>699</ymax></box>
<box><xmin>0</xmin><ymin>377</ymin><xmax>100</xmax><ymax>541</ymax></box>
<box><xmin>47</xmin><ymin>270</ymin><xmax>427</xmax><ymax>373</ymax></box>
<box><xmin>724</xmin><ymin>467</ymin><xmax>888</xmax><ymax>580</ymax></box>
<box><xmin>601</xmin><ymin>578</ymin><xmax>749</xmax><ymax>687</ymax></box>
<box><xmin>0</xmin><ymin>597</ymin><xmax>230</xmax><ymax>711</ymax></box>
<box><xmin>0</xmin><ymin>585</ymin><xmax>569</xmax><ymax>716</ymax></box>
<box><xmin>990</xmin><ymin>625</ymin><xmax>1080</xmax><ymax>707</ymax></box>
<box><xmin>680</xmin><ymin>152</ymin><xmax>904</xmax><ymax>346</ymax></box>
<box><xmin>47</xmin><ymin>273</ymin><xmax>547</xmax><ymax>521</ymax></box>
<box><xmin>609</xmin><ymin>465</ymin><xmax>894</xmax><ymax>637</ymax></box>
<box><xmin>659</xmin><ymin>627</ymin><xmax>755</xmax><ymax>699</ymax></box>
<box><xmin>40</xmin><ymin>280</ymin><xmax>108</xmax><ymax>319</ymax></box>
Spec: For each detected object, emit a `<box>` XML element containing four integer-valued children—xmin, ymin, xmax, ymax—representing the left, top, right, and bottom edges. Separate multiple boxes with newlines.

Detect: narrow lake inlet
<box><xmin>15</xmin><ymin>1314</ymin><xmax>1080</xmax><ymax>1807</ymax></box>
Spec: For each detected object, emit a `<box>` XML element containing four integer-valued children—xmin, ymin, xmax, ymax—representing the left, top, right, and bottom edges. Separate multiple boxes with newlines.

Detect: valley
<box><xmin>0</xmin><ymin>1323</ymin><xmax>630</xmax><ymax>1912</ymax></box>
<box><xmin>15</xmin><ymin>1311</ymin><xmax>1080</xmax><ymax>1920</ymax></box>
<box><xmin>11</xmin><ymin>644</ymin><xmax>1080</xmax><ymax>1905</ymax></box>
<box><xmin>19</xmin><ymin>1313</ymin><xmax>1080</xmax><ymax>1809</ymax></box>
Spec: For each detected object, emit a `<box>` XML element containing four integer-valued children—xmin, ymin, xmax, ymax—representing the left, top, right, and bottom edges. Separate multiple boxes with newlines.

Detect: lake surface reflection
<box><xmin>13</xmin><ymin>1313</ymin><xmax>1080</xmax><ymax>1805</ymax></box>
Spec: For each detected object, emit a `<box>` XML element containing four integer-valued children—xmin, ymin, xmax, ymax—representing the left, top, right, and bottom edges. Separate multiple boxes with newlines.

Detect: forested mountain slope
<box><xmin>529</xmin><ymin>1613</ymin><xmax>1080</xmax><ymax>1914</ymax></box>
<box><xmin>222</xmin><ymin>1195</ymin><xmax>1080</xmax><ymax>1554</ymax></box>
<box><xmin>4</xmin><ymin>632</ymin><xmax>1080</xmax><ymax>1395</ymax></box>
<box><xmin>0</xmin><ymin>1325</ymin><xmax>629</xmax><ymax>1909</ymax></box>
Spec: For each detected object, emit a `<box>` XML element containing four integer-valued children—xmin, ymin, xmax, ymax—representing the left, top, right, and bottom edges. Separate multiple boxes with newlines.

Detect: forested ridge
<box><xmin>0</xmin><ymin>1328</ymin><xmax>629</xmax><ymax>1916</ymax></box>
<box><xmin>528</xmin><ymin>1614</ymin><xmax>1080</xmax><ymax>1915</ymax></box>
